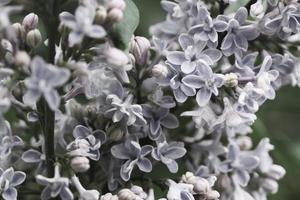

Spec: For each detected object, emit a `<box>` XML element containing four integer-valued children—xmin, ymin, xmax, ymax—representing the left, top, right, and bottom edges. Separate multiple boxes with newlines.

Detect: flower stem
<box><xmin>37</xmin><ymin>0</ymin><xmax>61</xmax><ymax>178</ymax></box>
<box><xmin>37</xmin><ymin>97</ymin><xmax>55</xmax><ymax>177</ymax></box>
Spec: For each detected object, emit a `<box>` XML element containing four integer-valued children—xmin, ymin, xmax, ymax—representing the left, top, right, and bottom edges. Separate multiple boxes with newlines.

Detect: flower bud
<box><xmin>12</xmin><ymin>23</ymin><xmax>26</xmax><ymax>41</ymax></box>
<box><xmin>26</xmin><ymin>29</ymin><xmax>42</xmax><ymax>48</ymax></box>
<box><xmin>268</xmin><ymin>164</ymin><xmax>286</xmax><ymax>180</ymax></box>
<box><xmin>106</xmin><ymin>0</ymin><xmax>126</xmax><ymax>11</ymax></box>
<box><xmin>224</xmin><ymin>72</ymin><xmax>238</xmax><ymax>87</ymax></box>
<box><xmin>1</xmin><ymin>39</ymin><xmax>13</xmax><ymax>52</ymax></box>
<box><xmin>80</xmin><ymin>190</ymin><xmax>100</xmax><ymax>200</ymax></box>
<box><xmin>130</xmin><ymin>36</ymin><xmax>151</xmax><ymax>66</ymax></box>
<box><xmin>95</xmin><ymin>6</ymin><xmax>107</xmax><ymax>24</ymax></box>
<box><xmin>236</xmin><ymin>136</ymin><xmax>253</xmax><ymax>150</ymax></box>
<box><xmin>101</xmin><ymin>193</ymin><xmax>118</xmax><ymax>200</ymax></box>
<box><xmin>109</xmin><ymin>128</ymin><xmax>124</xmax><ymax>141</ymax></box>
<box><xmin>118</xmin><ymin>189</ymin><xmax>136</xmax><ymax>200</ymax></box>
<box><xmin>70</xmin><ymin>156</ymin><xmax>90</xmax><ymax>173</ymax></box>
<box><xmin>14</xmin><ymin>51</ymin><xmax>31</xmax><ymax>67</ymax></box>
<box><xmin>207</xmin><ymin>190</ymin><xmax>220</xmax><ymax>200</ymax></box>
<box><xmin>250</xmin><ymin>0</ymin><xmax>264</xmax><ymax>19</ymax></box>
<box><xmin>107</xmin><ymin>8</ymin><xmax>124</xmax><ymax>23</ymax></box>
<box><xmin>262</xmin><ymin>178</ymin><xmax>278</xmax><ymax>194</ymax></box>
<box><xmin>22</xmin><ymin>13</ymin><xmax>39</xmax><ymax>31</ymax></box>
<box><xmin>152</xmin><ymin>64</ymin><xmax>169</xmax><ymax>78</ymax></box>
<box><xmin>105</xmin><ymin>47</ymin><xmax>129</xmax><ymax>67</ymax></box>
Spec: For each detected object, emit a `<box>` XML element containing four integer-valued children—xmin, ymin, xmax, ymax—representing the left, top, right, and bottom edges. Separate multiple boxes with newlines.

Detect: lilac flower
<box><xmin>166</xmin><ymin>179</ymin><xmax>194</xmax><ymax>200</ymax></box>
<box><xmin>182</xmin><ymin>65</ymin><xmax>225</xmax><ymax>106</ymax></box>
<box><xmin>71</xmin><ymin>175</ymin><xmax>100</xmax><ymax>200</ymax></box>
<box><xmin>102</xmin><ymin>94</ymin><xmax>146</xmax><ymax>126</ymax></box>
<box><xmin>23</xmin><ymin>56</ymin><xmax>70</xmax><ymax>111</ymax></box>
<box><xmin>142</xmin><ymin>104</ymin><xmax>179</xmax><ymax>140</ymax></box>
<box><xmin>36</xmin><ymin>165</ymin><xmax>73</xmax><ymax>200</ymax></box>
<box><xmin>59</xmin><ymin>4</ymin><xmax>106</xmax><ymax>47</ymax></box>
<box><xmin>255</xmin><ymin>56</ymin><xmax>279</xmax><ymax>100</ymax></box>
<box><xmin>212</xmin><ymin>98</ymin><xmax>257</xmax><ymax>136</ymax></box>
<box><xmin>111</xmin><ymin>140</ymin><xmax>153</xmax><ymax>181</ymax></box>
<box><xmin>66</xmin><ymin>125</ymin><xmax>106</xmax><ymax>161</ymax></box>
<box><xmin>189</xmin><ymin>7</ymin><xmax>228</xmax><ymax>47</ymax></box>
<box><xmin>152</xmin><ymin>141</ymin><xmax>186</xmax><ymax>173</ymax></box>
<box><xmin>220</xmin><ymin>7</ymin><xmax>259</xmax><ymax>56</ymax></box>
<box><xmin>237</xmin><ymin>82</ymin><xmax>264</xmax><ymax>113</ymax></box>
<box><xmin>0</xmin><ymin>167</ymin><xmax>26</xmax><ymax>200</ymax></box>
<box><xmin>0</xmin><ymin>135</ymin><xmax>23</xmax><ymax>158</ymax></box>
<box><xmin>219</xmin><ymin>142</ymin><xmax>259</xmax><ymax>187</ymax></box>
<box><xmin>167</xmin><ymin>34</ymin><xmax>222</xmax><ymax>74</ymax></box>
<box><xmin>265</xmin><ymin>4</ymin><xmax>300</xmax><ymax>39</ymax></box>
<box><xmin>21</xmin><ymin>148</ymin><xmax>46</xmax><ymax>173</ymax></box>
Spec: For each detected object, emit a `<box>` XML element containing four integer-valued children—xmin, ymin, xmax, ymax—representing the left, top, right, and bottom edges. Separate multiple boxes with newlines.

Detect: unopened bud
<box><xmin>14</xmin><ymin>51</ymin><xmax>31</xmax><ymax>67</ymax></box>
<box><xmin>262</xmin><ymin>178</ymin><xmax>278</xmax><ymax>194</ymax></box>
<box><xmin>236</xmin><ymin>136</ymin><xmax>253</xmax><ymax>150</ymax></box>
<box><xmin>71</xmin><ymin>156</ymin><xmax>90</xmax><ymax>173</ymax></box>
<box><xmin>80</xmin><ymin>190</ymin><xmax>100</xmax><ymax>200</ymax></box>
<box><xmin>22</xmin><ymin>13</ymin><xmax>39</xmax><ymax>31</ymax></box>
<box><xmin>250</xmin><ymin>0</ymin><xmax>264</xmax><ymax>18</ymax></box>
<box><xmin>130</xmin><ymin>36</ymin><xmax>151</xmax><ymax>66</ymax></box>
<box><xmin>101</xmin><ymin>193</ymin><xmax>118</xmax><ymax>200</ymax></box>
<box><xmin>109</xmin><ymin>128</ymin><xmax>124</xmax><ymax>141</ymax></box>
<box><xmin>26</xmin><ymin>29</ymin><xmax>42</xmax><ymax>48</ymax></box>
<box><xmin>1</xmin><ymin>39</ymin><xmax>13</xmax><ymax>52</ymax></box>
<box><xmin>224</xmin><ymin>73</ymin><xmax>238</xmax><ymax>87</ymax></box>
<box><xmin>105</xmin><ymin>47</ymin><xmax>129</xmax><ymax>67</ymax></box>
<box><xmin>268</xmin><ymin>164</ymin><xmax>286</xmax><ymax>180</ymax></box>
<box><xmin>182</xmin><ymin>172</ymin><xmax>210</xmax><ymax>194</ymax></box>
<box><xmin>95</xmin><ymin>6</ymin><xmax>107</xmax><ymax>24</ymax></box>
<box><xmin>118</xmin><ymin>189</ymin><xmax>136</xmax><ymax>200</ymax></box>
<box><xmin>12</xmin><ymin>23</ymin><xmax>25</xmax><ymax>41</ymax></box>
<box><xmin>152</xmin><ymin>64</ymin><xmax>169</xmax><ymax>78</ymax></box>
<box><xmin>107</xmin><ymin>8</ymin><xmax>124</xmax><ymax>23</ymax></box>
<box><xmin>106</xmin><ymin>0</ymin><xmax>126</xmax><ymax>11</ymax></box>
<box><xmin>207</xmin><ymin>190</ymin><xmax>220</xmax><ymax>200</ymax></box>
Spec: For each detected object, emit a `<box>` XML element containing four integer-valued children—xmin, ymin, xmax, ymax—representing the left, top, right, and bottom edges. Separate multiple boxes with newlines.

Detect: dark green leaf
<box><xmin>111</xmin><ymin>0</ymin><xmax>140</xmax><ymax>50</ymax></box>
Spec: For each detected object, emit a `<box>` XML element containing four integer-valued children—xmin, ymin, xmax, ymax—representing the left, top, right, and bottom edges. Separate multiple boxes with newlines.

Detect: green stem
<box><xmin>37</xmin><ymin>98</ymin><xmax>55</xmax><ymax>177</ymax></box>
<box><xmin>37</xmin><ymin>0</ymin><xmax>61</xmax><ymax>178</ymax></box>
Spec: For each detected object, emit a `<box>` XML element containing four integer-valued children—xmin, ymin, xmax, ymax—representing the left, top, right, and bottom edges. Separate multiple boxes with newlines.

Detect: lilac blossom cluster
<box><xmin>0</xmin><ymin>0</ymin><xmax>298</xmax><ymax>199</ymax></box>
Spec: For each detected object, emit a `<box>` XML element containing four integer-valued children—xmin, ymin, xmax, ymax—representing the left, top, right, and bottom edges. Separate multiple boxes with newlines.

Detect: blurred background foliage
<box><xmin>132</xmin><ymin>0</ymin><xmax>300</xmax><ymax>199</ymax></box>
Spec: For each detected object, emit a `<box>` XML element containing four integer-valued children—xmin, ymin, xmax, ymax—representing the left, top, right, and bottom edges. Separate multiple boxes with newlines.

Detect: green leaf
<box><xmin>225</xmin><ymin>0</ymin><xmax>251</xmax><ymax>14</ymax></box>
<box><xmin>111</xmin><ymin>0</ymin><xmax>140</xmax><ymax>50</ymax></box>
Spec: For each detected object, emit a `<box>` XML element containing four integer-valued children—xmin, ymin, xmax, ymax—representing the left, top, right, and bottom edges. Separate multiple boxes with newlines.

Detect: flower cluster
<box><xmin>0</xmin><ymin>0</ymin><xmax>298</xmax><ymax>199</ymax></box>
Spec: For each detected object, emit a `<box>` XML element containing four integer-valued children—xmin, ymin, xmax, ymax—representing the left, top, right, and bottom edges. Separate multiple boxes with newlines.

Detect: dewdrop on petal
<box><xmin>152</xmin><ymin>64</ymin><xmax>169</xmax><ymax>78</ymax></box>
<box><xmin>26</xmin><ymin>29</ymin><xmax>42</xmax><ymax>48</ymax></box>
<box><xmin>70</xmin><ymin>156</ymin><xmax>90</xmax><ymax>173</ymax></box>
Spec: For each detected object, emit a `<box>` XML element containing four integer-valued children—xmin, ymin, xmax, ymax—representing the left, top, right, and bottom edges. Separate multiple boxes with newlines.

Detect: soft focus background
<box><xmin>132</xmin><ymin>0</ymin><xmax>300</xmax><ymax>199</ymax></box>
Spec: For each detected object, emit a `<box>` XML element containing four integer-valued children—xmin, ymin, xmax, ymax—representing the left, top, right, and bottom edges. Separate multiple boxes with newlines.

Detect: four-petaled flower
<box><xmin>182</xmin><ymin>65</ymin><xmax>225</xmax><ymax>106</ymax></box>
<box><xmin>111</xmin><ymin>140</ymin><xmax>153</xmax><ymax>181</ymax></box>
<box><xmin>23</xmin><ymin>56</ymin><xmax>70</xmax><ymax>111</ymax></box>
<box><xmin>0</xmin><ymin>167</ymin><xmax>26</xmax><ymax>200</ymax></box>
<box><xmin>59</xmin><ymin>4</ymin><xmax>106</xmax><ymax>47</ymax></box>
<box><xmin>66</xmin><ymin>125</ymin><xmax>106</xmax><ymax>161</ymax></box>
